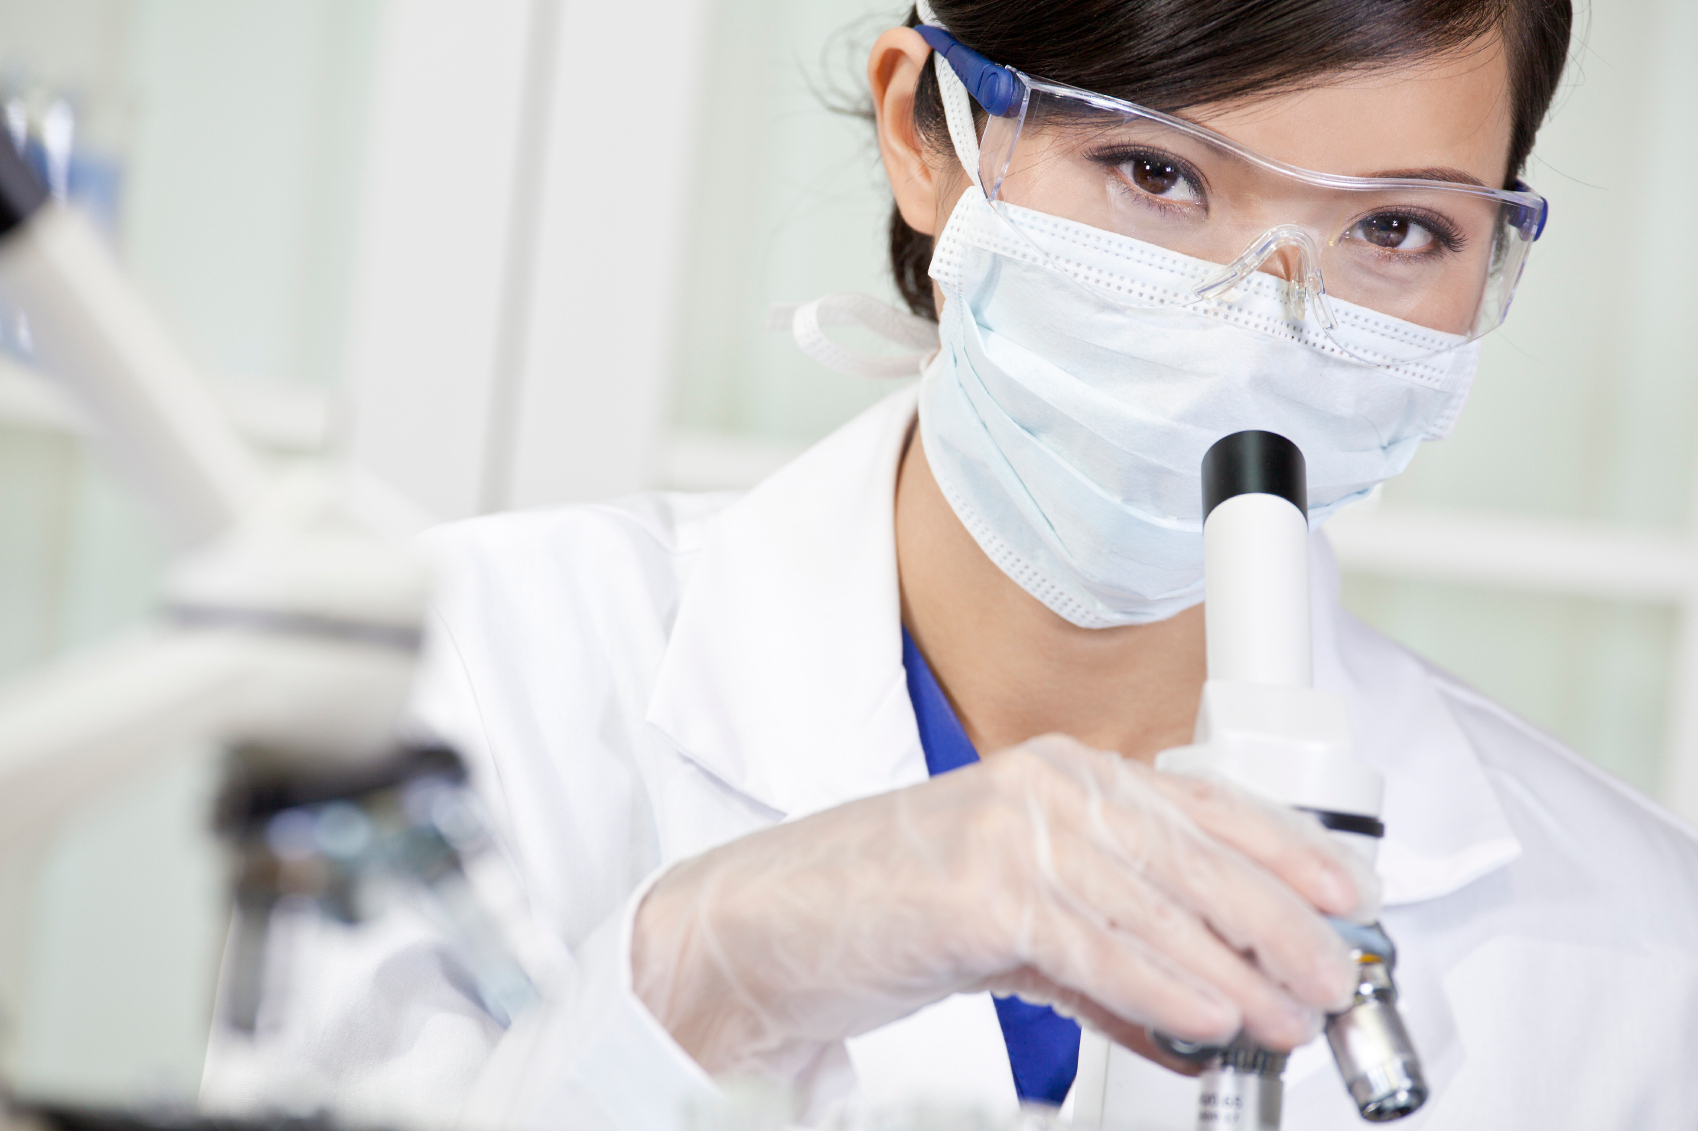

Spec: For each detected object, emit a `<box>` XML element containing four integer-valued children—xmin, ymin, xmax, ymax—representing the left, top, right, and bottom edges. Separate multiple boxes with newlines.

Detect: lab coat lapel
<box><xmin>1310</xmin><ymin>535</ymin><xmax>1522</xmax><ymax>906</ymax></box>
<box><xmin>643</xmin><ymin>387</ymin><xmax>1013</xmax><ymax>1114</ymax></box>
<box><xmin>646</xmin><ymin>387</ymin><xmax>928</xmax><ymax>819</ymax></box>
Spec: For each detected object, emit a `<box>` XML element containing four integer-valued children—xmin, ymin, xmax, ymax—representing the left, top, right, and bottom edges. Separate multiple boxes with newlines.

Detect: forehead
<box><xmin>1185</xmin><ymin>37</ymin><xmax>1515</xmax><ymax>188</ymax></box>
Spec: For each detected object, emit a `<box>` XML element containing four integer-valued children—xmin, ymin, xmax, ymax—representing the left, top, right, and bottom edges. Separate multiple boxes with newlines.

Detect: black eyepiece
<box><xmin>0</xmin><ymin>127</ymin><xmax>49</xmax><ymax>238</ymax></box>
<box><xmin>1202</xmin><ymin>430</ymin><xmax>1307</xmax><ymax>519</ymax></box>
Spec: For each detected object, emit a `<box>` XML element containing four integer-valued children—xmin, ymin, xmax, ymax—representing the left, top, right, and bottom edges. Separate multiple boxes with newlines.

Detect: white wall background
<box><xmin>1337</xmin><ymin>0</ymin><xmax>1698</xmax><ymax>802</ymax></box>
<box><xmin>0</xmin><ymin>0</ymin><xmax>1692</xmax><ymax>1111</ymax></box>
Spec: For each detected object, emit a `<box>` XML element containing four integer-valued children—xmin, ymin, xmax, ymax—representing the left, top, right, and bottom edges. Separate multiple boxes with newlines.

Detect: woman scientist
<box><xmin>204</xmin><ymin>0</ymin><xmax>1698</xmax><ymax>1127</ymax></box>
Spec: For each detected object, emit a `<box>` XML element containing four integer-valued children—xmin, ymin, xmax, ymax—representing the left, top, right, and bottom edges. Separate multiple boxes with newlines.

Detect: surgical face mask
<box><xmin>911</xmin><ymin>51</ymin><xmax>1480</xmax><ymax>629</ymax></box>
<box><xmin>919</xmin><ymin>190</ymin><xmax>1479</xmax><ymax>628</ymax></box>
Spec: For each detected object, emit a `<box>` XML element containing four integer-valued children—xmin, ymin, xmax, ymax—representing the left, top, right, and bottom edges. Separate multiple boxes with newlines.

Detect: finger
<box><xmin>1042</xmin><ymin>813</ymin><xmax>1329</xmax><ymax>1047</ymax></box>
<box><xmin>1005</xmin><ymin>895</ymin><xmax>1245</xmax><ymax>1045</ymax></box>
<box><xmin>982</xmin><ymin>969</ymin><xmax>1206</xmax><ymax>1078</ymax></box>
<box><xmin>1069</xmin><ymin>760</ymin><xmax>1357</xmax><ymax>1010</ymax></box>
<box><xmin>1148</xmin><ymin>826</ymin><xmax>1357</xmax><ymax>1014</ymax></box>
<box><xmin>994</xmin><ymin>737</ymin><xmax>1352</xmax><ymax>1021</ymax></box>
<box><xmin>1013</xmin><ymin>736</ymin><xmax>1374</xmax><ymax>923</ymax></box>
<box><xmin>1152</xmin><ymin>771</ymin><xmax>1381</xmax><ymax>921</ymax></box>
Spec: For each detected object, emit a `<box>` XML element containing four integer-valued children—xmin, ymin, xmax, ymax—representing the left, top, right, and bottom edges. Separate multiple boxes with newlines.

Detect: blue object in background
<box><xmin>901</xmin><ymin>627</ymin><xmax>1082</xmax><ymax>1106</ymax></box>
<box><xmin>1</xmin><ymin>127</ymin><xmax>123</xmax><ymax>362</ymax></box>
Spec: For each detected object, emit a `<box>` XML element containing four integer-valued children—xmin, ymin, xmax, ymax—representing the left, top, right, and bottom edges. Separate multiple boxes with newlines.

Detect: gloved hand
<box><xmin>633</xmin><ymin>734</ymin><xmax>1376</xmax><ymax>1079</ymax></box>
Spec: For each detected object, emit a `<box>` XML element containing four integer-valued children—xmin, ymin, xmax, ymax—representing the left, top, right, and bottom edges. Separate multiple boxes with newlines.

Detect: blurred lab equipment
<box><xmin>0</xmin><ymin>85</ymin><xmax>122</xmax><ymax>367</ymax></box>
<box><xmin>0</xmin><ymin>111</ymin><xmax>535</xmax><ymax>1109</ymax></box>
<box><xmin>216</xmin><ymin>742</ymin><xmax>536</xmax><ymax>1033</ymax></box>
<box><xmin>0</xmin><ymin>83</ymin><xmax>122</xmax><ymax>243</ymax></box>
<box><xmin>2</xmin><ymin>1101</ymin><xmax>348</xmax><ymax>1131</ymax></box>
<box><xmin>1152</xmin><ymin>431</ymin><xmax>1426</xmax><ymax>1126</ymax></box>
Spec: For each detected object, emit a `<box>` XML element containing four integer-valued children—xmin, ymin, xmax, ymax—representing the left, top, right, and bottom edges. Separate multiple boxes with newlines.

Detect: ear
<box><xmin>869</xmin><ymin>27</ymin><xmax>948</xmax><ymax>236</ymax></box>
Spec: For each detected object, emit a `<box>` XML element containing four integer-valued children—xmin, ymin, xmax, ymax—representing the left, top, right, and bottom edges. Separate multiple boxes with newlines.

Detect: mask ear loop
<box><xmin>920</xmin><ymin>37</ymin><xmax>991</xmax><ymax>324</ymax></box>
<box><xmin>772</xmin><ymin>16</ymin><xmax>983</xmax><ymax>379</ymax></box>
<box><xmin>769</xmin><ymin>293</ymin><xmax>939</xmax><ymax>379</ymax></box>
<box><xmin>915</xmin><ymin>0</ymin><xmax>974</xmax><ymax>175</ymax></box>
<box><xmin>931</xmin><ymin>50</ymin><xmax>984</xmax><ymax>194</ymax></box>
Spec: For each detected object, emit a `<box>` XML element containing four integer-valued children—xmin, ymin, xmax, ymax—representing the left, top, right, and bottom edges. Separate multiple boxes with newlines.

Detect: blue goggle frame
<box><xmin>914</xmin><ymin>24</ymin><xmax>1549</xmax><ymax>241</ymax></box>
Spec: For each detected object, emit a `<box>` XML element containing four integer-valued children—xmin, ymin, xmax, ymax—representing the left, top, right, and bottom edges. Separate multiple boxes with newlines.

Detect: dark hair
<box><xmin>889</xmin><ymin>0</ymin><xmax>1573</xmax><ymax>320</ymax></box>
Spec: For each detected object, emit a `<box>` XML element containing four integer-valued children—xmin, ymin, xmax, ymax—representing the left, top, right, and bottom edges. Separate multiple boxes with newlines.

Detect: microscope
<box><xmin>0</xmin><ymin>103</ymin><xmax>535</xmax><ymax>1120</ymax></box>
<box><xmin>1152</xmin><ymin>432</ymin><xmax>1426</xmax><ymax>1127</ymax></box>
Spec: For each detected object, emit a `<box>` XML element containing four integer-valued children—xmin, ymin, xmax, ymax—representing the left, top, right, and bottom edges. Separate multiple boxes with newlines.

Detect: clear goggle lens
<box><xmin>977</xmin><ymin>81</ymin><xmax>1546</xmax><ymax>364</ymax></box>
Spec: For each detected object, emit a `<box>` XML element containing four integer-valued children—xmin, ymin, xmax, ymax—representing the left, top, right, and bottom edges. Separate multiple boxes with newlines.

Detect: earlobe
<box><xmin>868</xmin><ymin>27</ymin><xmax>942</xmax><ymax>237</ymax></box>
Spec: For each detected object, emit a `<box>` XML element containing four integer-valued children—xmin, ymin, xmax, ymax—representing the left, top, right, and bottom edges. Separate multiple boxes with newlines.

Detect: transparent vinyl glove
<box><xmin>633</xmin><ymin>735</ymin><xmax>1378</xmax><ymax>1079</ymax></box>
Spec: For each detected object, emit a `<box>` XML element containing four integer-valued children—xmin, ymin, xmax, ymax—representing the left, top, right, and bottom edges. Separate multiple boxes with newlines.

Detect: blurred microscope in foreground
<box><xmin>0</xmin><ymin>101</ymin><xmax>536</xmax><ymax>1125</ymax></box>
<box><xmin>217</xmin><ymin>741</ymin><xmax>536</xmax><ymax>1035</ymax></box>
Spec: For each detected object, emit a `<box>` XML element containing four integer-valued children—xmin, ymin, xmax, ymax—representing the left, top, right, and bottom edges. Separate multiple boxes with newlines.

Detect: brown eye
<box><xmin>1126</xmin><ymin>156</ymin><xmax>1201</xmax><ymax>203</ymax></box>
<box><xmin>1355</xmin><ymin>214</ymin><xmax>1435</xmax><ymax>252</ymax></box>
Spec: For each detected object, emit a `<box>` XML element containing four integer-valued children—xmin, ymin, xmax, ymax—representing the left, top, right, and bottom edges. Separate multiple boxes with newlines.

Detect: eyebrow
<box><xmin>1363</xmin><ymin>166</ymin><xmax>1488</xmax><ymax>187</ymax></box>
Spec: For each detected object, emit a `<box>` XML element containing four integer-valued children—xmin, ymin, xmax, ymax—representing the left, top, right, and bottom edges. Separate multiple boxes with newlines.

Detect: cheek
<box><xmin>1401</xmin><ymin>274</ymin><xmax>1487</xmax><ymax>337</ymax></box>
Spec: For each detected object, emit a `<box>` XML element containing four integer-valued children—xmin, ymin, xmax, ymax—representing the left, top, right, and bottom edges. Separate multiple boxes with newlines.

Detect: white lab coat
<box><xmin>203</xmin><ymin>386</ymin><xmax>1698</xmax><ymax>1131</ymax></box>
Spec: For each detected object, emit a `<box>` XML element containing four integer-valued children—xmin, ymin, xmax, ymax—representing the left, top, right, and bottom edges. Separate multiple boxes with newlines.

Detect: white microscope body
<box><xmin>0</xmin><ymin>119</ymin><xmax>536</xmax><ymax>1084</ymax></box>
<box><xmin>1154</xmin><ymin>432</ymin><xmax>1426</xmax><ymax>1127</ymax></box>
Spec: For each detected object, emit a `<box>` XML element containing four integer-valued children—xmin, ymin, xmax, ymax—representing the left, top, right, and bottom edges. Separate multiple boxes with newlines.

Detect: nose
<box><xmin>1257</xmin><ymin>244</ymin><xmax>1307</xmax><ymax>285</ymax></box>
<box><xmin>1191</xmin><ymin>224</ymin><xmax>1336</xmax><ymax>329</ymax></box>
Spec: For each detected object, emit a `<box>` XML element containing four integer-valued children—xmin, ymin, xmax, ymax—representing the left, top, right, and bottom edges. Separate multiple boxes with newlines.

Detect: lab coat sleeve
<box><xmin>199</xmin><ymin>875</ymin><xmax>717</xmax><ymax>1131</ymax></box>
<box><xmin>458</xmin><ymin>868</ymin><xmax>719</xmax><ymax>1131</ymax></box>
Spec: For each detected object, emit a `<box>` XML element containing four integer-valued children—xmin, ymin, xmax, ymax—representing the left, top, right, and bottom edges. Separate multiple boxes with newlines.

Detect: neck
<box><xmin>895</xmin><ymin>428</ymin><xmax>1207</xmax><ymax>764</ymax></box>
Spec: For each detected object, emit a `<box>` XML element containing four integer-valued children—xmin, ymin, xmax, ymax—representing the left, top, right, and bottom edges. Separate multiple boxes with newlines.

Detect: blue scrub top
<box><xmin>901</xmin><ymin>627</ymin><xmax>1082</xmax><ymax>1106</ymax></box>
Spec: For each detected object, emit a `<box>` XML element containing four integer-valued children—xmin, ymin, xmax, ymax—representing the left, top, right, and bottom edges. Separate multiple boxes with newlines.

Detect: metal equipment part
<box><xmin>1324</xmin><ymin>923</ymin><xmax>1427</xmax><ymax>1121</ymax></box>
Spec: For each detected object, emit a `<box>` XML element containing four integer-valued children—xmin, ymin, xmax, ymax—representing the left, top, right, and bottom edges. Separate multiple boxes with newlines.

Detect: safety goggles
<box><xmin>917</xmin><ymin>26</ymin><xmax>1548</xmax><ymax>365</ymax></box>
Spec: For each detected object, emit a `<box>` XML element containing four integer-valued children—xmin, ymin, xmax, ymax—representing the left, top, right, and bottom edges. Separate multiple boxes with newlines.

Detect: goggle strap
<box><xmin>914</xmin><ymin>25</ymin><xmax>1020</xmax><ymax>118</ymax></box>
